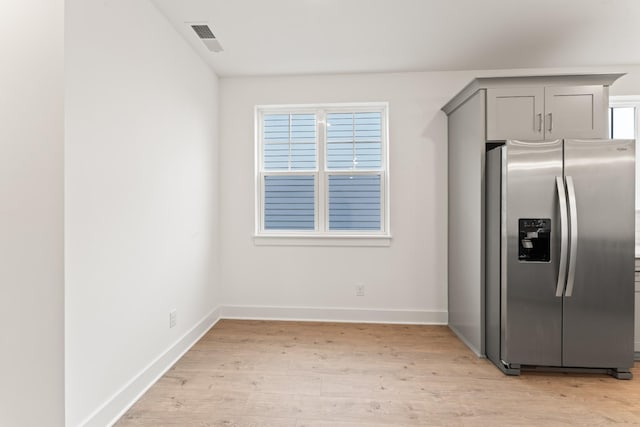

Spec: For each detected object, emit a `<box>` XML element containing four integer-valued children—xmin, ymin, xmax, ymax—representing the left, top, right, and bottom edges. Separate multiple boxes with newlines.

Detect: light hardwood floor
<box><xmin>116</xmin><ymin>320</ymin><xmax>640</xmax><ymax>426</ymax></box>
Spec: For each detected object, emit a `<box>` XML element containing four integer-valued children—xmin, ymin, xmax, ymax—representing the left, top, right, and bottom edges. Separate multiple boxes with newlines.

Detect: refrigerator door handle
<box><xmin>565</xmin><ymin>176</ymin><xmax>578</xmax><ymax>297</ymax></box>
<box><xmin>555</xmin><ymin>176</ymin><xmax>569</xmax><ymax>297</ymax></box>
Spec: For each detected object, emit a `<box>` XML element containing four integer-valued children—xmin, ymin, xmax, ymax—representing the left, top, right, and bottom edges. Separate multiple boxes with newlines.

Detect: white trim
<box><xmin>81</xmin><ymin>307</ymin><xmax>222</xmax><ymax>427</ymax></box>
<box><xmin>607</xmin><ymin>95</ymin><xmax>640</xmax><ymax>140</ymax></box>
<box><xmin>220</xmin><ymin>304</ymin><xmax>447</xmax><ymax>325</ymax></box>
<box><xmin>317</xmin><ymin>110</ymin><xmax>327</xmax><ymax>230</ymax></box>
<box><xmin>254</xmin><ymin>234</ymin><xmax>391</xmax><ymax>247</ymax></box>
<box><xmin>610</xmin><ymin>95</ymin><xmax>640</xmax><ymax>106</ymax></box>
<box><xmin>254</xmin><ymin>106</ymin><xmax>261</xmax><ymax>236</ymax></box>
<box><xmin>256</xmin><ymin>102</ymin><xmax>389</xmax><ymax>112</ymax></box>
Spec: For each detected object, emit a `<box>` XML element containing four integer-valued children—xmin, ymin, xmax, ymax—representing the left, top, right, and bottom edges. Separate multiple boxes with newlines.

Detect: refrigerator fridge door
<box><xmin>501</xmin><ymin>139</ymin><xmax>564</xmax><ymax>366</ymax></box>
<box><xmin>562</xmin><ymin>139</ymin><xmax>635</xmax><ymax>369</ymax></box>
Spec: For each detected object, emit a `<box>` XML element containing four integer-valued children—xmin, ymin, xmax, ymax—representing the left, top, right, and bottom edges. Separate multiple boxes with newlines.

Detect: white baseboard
<box><xmin>81</xmin><ymin>306</ymin><xmax>221</xmax><ymax>427</ymax></box>
<box><xmin>220</xmin><ymin>304</ymin><xmax>448</xmax><ymax>325</ymax></box>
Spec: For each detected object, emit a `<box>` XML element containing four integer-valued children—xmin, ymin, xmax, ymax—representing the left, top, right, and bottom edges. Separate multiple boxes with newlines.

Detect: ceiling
<box><xmin>151</xmin><ymin>0</ymin><xmax>640</xmax><ymax>77</ymax></box>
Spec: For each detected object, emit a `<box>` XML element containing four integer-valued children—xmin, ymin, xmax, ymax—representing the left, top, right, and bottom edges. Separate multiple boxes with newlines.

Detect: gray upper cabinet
<box><xmin>486</xmin><ymin>85</ymin><xmax>607</xmax><ymax>141</ymax></box>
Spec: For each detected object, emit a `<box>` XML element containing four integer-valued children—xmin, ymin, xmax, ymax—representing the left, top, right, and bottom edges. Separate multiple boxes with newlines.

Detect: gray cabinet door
<box><xmin>487</xmin><ymin>87</ymin><xmax>544</xmax><ymax>141</ymax></box>
<box><xmin>545</xmin><ymin>85</ymin><xmax>607</xmax><ymax>139</ymax></box>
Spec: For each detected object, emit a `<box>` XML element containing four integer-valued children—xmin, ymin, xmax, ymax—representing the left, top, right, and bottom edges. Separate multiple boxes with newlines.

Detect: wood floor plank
<box><xmin>115</xmin><ymin>320</ymin><xmax>640</xmax><ymax>426</ymax></box>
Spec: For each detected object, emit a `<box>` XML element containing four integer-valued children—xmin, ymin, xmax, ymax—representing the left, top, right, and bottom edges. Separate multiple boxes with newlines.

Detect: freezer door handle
<box><xmin>555</xmin><ymin>176</ymin><xmax>569</xmax><ymax>297</ymax></box>
<box><xmin>565</xmin><ymin>176</ymin><xmax>578</xmax><ymax>297</ymax></box>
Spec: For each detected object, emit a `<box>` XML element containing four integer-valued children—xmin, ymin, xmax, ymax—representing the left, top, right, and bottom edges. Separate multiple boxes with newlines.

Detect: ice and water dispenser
<box><xmin>518</xmin><ymin>219</ymin><xmax>551</xmax><ymax>262</ymax></box>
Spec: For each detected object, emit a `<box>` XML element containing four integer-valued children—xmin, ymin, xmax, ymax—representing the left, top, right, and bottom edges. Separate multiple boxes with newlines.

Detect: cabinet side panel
<box><xmin>636</xmin><ymin>259</ymin><xmax>640</xmax><ymax>356</ymax></box>
<box><xmin>635</xmin><ymin>291</ymin><xmax>640</xmax><ymax>356</ymax></box>
<box><xmin>447</xmin><ymin>90</ymin><xmax>486</xmax><ymax>355</ymax></box>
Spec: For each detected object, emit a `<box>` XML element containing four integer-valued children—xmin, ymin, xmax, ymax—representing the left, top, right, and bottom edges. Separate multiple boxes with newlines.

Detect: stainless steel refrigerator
<box><xmin>486</xmin><ymin>139</ymin><xmax>635</xmax><ymax>379</ymax></box>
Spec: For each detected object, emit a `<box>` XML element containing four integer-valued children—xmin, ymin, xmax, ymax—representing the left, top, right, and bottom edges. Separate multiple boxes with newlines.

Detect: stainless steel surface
<box><xmin>565</xmin><ymin>176</ymin><xmax>578</xmax><ymax>297</ymax></box>
<box><xmin>548</xmin><ymin>112</ymin><xmax>553</xmax><ymax>132</ymax></box>
<box><xmin>555</xmin><ymin>176</ymin><xmax>568</xmax><ymax>297</ymax></box>
<box><xmin>562</xmin><ymin>139</ymin><xmax>635</xmax><ymax>369</ymax></box>
<box><xmin>486</xmin><ymin>138</ymin><xmax>635</xmax><ymax>376</ymax></box>
<box><xmin>501</xmin><ymin>140</ymin><xmax>563</xmax><ymax>366</ymax></box>
<box><xmin>500</xmin><ymin>147</ymin><xmax>507</xmax><ymax>360</ymax></box>
<box><xmin>485</xmin><ymin>146</ymin><xmax>503</xmax><ymax>365</ymax></box>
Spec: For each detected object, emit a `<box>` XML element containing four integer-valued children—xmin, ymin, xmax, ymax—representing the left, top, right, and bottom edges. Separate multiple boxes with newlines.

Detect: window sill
<box><xmin>253</xmin><ymin>234</ymin><xmax>392</xmax><ymax>247</ymax></box>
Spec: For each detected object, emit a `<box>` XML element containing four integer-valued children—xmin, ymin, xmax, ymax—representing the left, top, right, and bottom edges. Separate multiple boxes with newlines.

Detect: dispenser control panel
<box><xmin>518</xmin><ymin>218</ymin><xmax>551</xmax><ymax>262</ymax></box>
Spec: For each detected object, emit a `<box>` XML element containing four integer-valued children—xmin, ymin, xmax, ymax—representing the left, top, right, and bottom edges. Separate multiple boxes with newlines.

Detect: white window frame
<box><xmin>609</xmin><ymin>95</ymin><xmax>640</xmax><ymax>257</ymax></box>
<box><xmin>254</xmin><ymin>102</ymin><xmax>391</xmax><ymax>246</ymax></box>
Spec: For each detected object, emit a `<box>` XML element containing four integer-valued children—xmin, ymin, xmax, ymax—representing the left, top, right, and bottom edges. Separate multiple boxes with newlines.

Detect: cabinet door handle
<box><xmin>537</xmin><ymin>113</ymin><xmax>542</xmax><ymax>132</ymax></box>
<box><xmin>548</xmin><ymin>112</ymin><xmax>553</xmax><ymax>132</ymax></box>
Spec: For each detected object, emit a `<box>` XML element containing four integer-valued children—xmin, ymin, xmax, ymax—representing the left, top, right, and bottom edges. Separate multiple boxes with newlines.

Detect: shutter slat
<box><xmin>327</xmin><ymin>112</ymin><xmax>382</xmax><ymax>170</ymax></box>
<box><xmin>328</xmin><ymin>175</ymin><xmax>381</xmax><ymax>231</ymax></box>
<box><xmin>263</xmin><ymin>114</ymin><xmax>317</xmax><ymax>171</ymax></box>
<box><xmin>265</xmin><ymin>175</ymin><xmax>315</xmax><ymax>230</ymax></box>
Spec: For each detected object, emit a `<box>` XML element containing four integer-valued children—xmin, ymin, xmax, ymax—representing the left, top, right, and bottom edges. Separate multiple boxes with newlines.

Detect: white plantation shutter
<box><xmin>257</xmin><ymin>104</ymin><xmax>388</xmax><ymax>235</ymax></box>
<box><xmin>328</xmin><ymin>175</ymin><xmax>381</xmax><ymax>230</ymax></box>
<box><xmin>264</xmin><ymin>175</ymin><xmax>315</xmax><ymax>230</ymax></box>
<box><xmin>263</xmin><ymin>113</ymin><xmax>317</xmax><ymax>170</ymax></box>
<box><xmin>326</xmin><ymin>111</ymin><xmax>383</xmax><ymax>231</ymax></box>
<box><xmin>326</xmin><ymin>112</ymin><xmax>382</xmax><ymax>170</ymax></box>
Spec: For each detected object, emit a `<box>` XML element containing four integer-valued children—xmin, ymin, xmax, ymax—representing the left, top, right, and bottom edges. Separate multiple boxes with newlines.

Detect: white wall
<box><xmin>219</xmin><ymin>66</ymin><xmax>640</xmax><ymax>324</ymax></box>
<box><xmin>0</xmin><ymin>1</ymin><xmax>65</xmax><ymax>426</ymax></box>
<box><xmin>610</xmin><ymin>67</ymin><xmax>640</xmax><ymax>96</ymax></box>
<box><xmin>219</xmin><ymin>72</ymin><xmax>457</xmax><ymax>322</ymax></box>
<box><xmin>65</xmin><ymin>1</ymin><xmax>220</xmax><ymax>425</ymax></box>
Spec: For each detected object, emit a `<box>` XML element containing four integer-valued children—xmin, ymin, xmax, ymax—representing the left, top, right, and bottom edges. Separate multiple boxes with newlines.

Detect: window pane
<box><xmin>263</xmin><ymin>114</ymin><xmax>317</xmax><ymax>170</ymax></box>
<box><xmin>611</xmin><ymin>107</ymin><xmax>635</xmax><ymax>139</ymax></box>
<box><xmin>328</xmin><ymin>175</ymin><xmax>381</xmax><ymax>230</ymax></box>
<box><xmin>327</xmin><ymin>112</ymin><xmax>382</xmax><ymax>170</ymax></box>
<box><xmin>264</xmin><ymin>175</ymin><xmax>315</xmax><ymax>230</ymax></box>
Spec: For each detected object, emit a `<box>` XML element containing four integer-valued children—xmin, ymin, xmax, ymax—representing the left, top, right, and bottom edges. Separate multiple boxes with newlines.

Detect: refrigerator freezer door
<box><xmin>562</xmin><ymin>139</ymin><xmax>635</xmax><ymax>369</ymax></box>
<box><xmin>502</xmin><ymin>140</ymin><xmax>564</xmax><ymax>366</ymax></box>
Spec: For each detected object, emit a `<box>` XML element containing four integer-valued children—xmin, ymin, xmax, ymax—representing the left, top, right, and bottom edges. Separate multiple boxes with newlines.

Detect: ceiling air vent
<box><xmin>190</xmin><ymin>24</ymin><xmax>223</xmax><ymax>53</ymax></box>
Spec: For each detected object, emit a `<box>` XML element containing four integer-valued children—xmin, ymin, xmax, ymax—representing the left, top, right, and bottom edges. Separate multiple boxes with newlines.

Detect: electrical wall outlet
<box><xmin>169</xmin><ymin>309</ymin><xmax>177</xmax><ymax>328</ymax></box>
<box><xmin>355</xmin><ymin>283</ymin><xmax>365</xmax><ymax>296</ymax></box>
